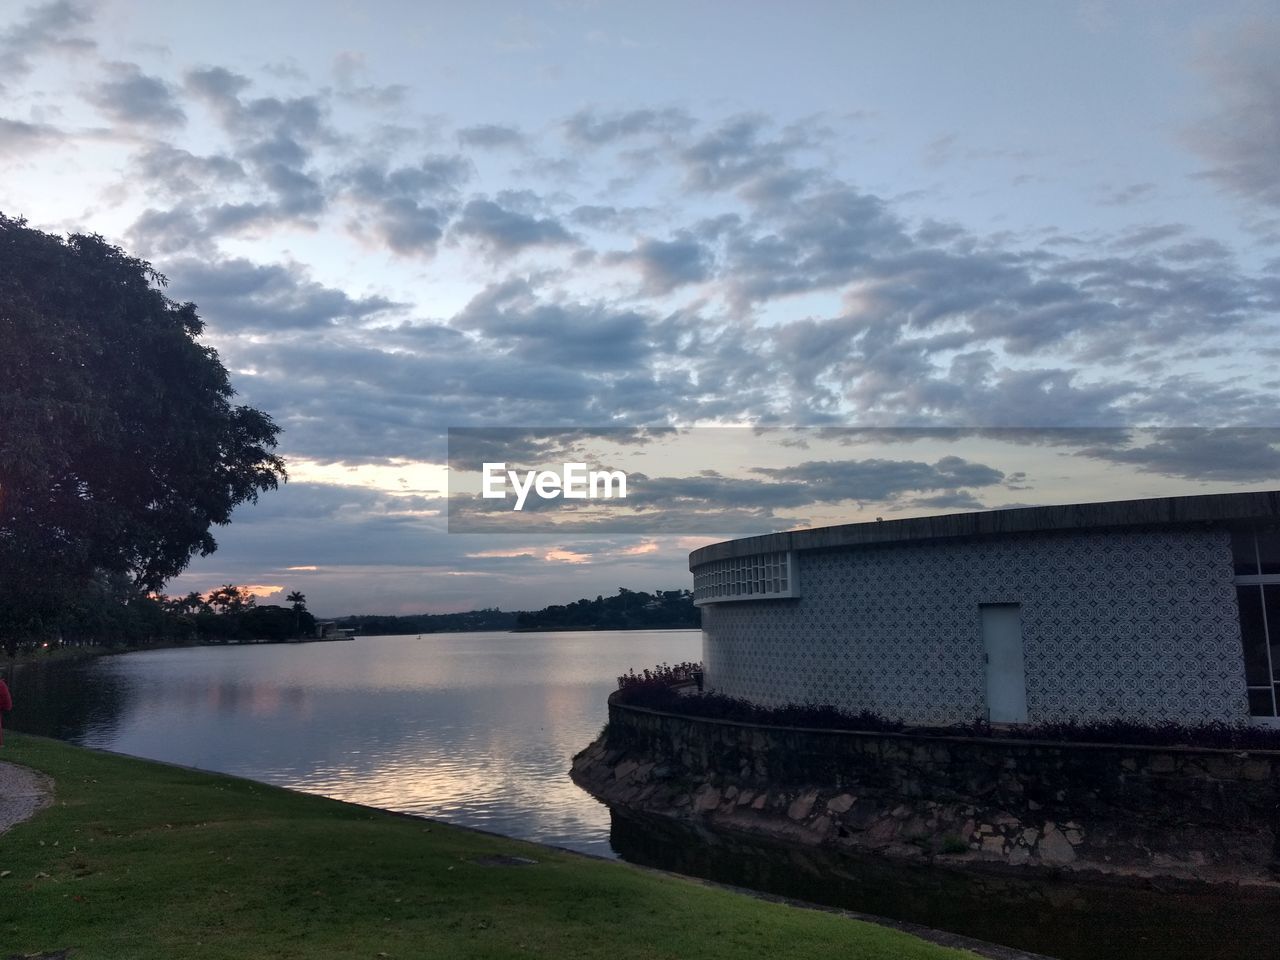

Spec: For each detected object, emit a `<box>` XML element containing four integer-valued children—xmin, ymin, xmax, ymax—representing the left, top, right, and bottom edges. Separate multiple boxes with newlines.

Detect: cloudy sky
<box><xmin>3</xmin><ymin>0</ymin><xmax>1279</xmax><ymax>616</ymax></box>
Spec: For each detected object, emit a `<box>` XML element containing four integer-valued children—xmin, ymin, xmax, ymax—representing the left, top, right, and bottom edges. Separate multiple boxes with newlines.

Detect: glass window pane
<box><xmin>1238</xmin><ymin>585</ymin><xmax>1271</xmax><ymax>685</ymax></box>
<box><xmin>1266</xmin><ymin>584</ymin><xmax>1280</xmax><ymax>680</ymax></box>
<box><xmin>1259</xmin><ymin>527</ymin><xmax>1280</xmax><ymax>575</ymax></box>
<box><xmin>1248</xmin><ymin>688</ymin><xmax>1276</xmax><ymax>717</ymax></box>
<box><xmin>1232</xmin><ymin>530</ymin><xmax>1259</xmax><ymax>576</ymax></box>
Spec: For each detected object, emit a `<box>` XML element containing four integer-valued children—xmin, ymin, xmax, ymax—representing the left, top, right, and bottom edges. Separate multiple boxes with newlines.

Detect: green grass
<box><xmin>0</xmin><ymin>734</ymin><xmax>975</xmax><ymax>960</ymax></box>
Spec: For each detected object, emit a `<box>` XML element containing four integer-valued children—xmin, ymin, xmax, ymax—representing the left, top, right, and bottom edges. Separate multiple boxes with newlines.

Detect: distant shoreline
<box><xmin>4</xmin><ymin>625</ymin><xmax>703</xmax><ymax>668</ymax></box>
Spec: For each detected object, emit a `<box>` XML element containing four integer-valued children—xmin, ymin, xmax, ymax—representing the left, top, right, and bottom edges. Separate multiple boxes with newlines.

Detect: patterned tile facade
<box><xmin>699</xmin><ymin>528</ymin><xmax>1249</xmax><ymax>725</ymax></box>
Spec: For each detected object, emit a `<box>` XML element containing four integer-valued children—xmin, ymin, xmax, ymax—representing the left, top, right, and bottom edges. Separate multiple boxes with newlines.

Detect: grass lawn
<box><xmin>0</xmin><ymin>734</ymin><xmax>978</xmax><ymax>960</ymax></box>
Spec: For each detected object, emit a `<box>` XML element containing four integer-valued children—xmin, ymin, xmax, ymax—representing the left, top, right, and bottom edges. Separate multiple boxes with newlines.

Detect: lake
<box><xmin>8</xmin><ymin>630</ymin><xmax>1275</xmax><ymax>959</ymax></box>
<box><xmin>7</xmin><ymin>629</ymin><xmax>700</xmax><ymax>857</ymax></box>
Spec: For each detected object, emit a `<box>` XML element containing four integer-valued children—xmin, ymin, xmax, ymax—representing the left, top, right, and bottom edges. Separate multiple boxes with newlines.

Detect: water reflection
<box><xmin>610</xmin><ymin>809</ymin><xmax>1272</xmax><ymax>960</ymax></box>
<box><xmin>6</xmin><ymin>630</ymin><xmax>699</xmax><ymax>856</ymax></box>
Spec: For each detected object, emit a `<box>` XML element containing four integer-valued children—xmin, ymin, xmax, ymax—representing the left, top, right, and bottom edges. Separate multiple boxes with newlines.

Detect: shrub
<box><xmin>616</xmin><ymin>661</ymin><xmax>703</xmax><ymax>690</ymax></box>
<box><xmin>615</xmin><ymin>667</ymin><xmax>904</xmax><ymax>733</ymax></box>
<box><xmin>613</xmin><ymin>663</ymin><xmax>1280</xmax><ymax>749</ymax></box>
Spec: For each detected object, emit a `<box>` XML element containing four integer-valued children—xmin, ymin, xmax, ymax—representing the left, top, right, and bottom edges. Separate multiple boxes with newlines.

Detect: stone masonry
<box><xmin>571</xmin><ymin>697</ymin><xmax>1280</xmax><ymax>886</ymax></box>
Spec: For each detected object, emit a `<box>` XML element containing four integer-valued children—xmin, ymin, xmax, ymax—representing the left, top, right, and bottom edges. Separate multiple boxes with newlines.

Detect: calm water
<box><xmin>7</xmin><ymin>630</ymin><xmax>699</xmax><ymax>857</ymax></box>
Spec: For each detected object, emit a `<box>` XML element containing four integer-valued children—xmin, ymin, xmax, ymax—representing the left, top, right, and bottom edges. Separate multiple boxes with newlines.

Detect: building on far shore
<box><xmin>688</xmin><ymin>491</ymin><xmax>1280</xmax><ymax>728</ymax></box>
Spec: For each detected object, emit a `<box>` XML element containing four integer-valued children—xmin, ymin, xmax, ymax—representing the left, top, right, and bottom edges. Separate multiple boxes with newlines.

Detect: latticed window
<box><xmin>692</xmin><ymin>551</ymin><xmax>798</xmax><ymax>605</ymax></box>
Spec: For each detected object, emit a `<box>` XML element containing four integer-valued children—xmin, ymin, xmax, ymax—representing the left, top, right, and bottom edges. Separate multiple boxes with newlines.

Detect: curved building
<box><xmin>688</xmin><ymin>491</ymin><xmax>1280</xmax><ymax>727</ymax></box>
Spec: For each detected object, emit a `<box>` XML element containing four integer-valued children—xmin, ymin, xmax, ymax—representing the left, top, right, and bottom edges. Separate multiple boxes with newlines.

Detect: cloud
<box><xmin>1074</xmin><ymin>428</ymin><xmax>1280</xmax><ymax>482</ymax></box>
<box><xmin>344</xmin><ymin>156</ymin><xmax>471</xmax><ymax>256</ymax></box>
<box><xmin>563</xmin><ymin>107</ymin><xmax>692</xmax><ymax>145</ymax></box>
<box><xmin>457</xmin><ymin>123</ymin><xmax>525</xmax><ymax>149</ymax></box>
<box><xmin>0</xmin><ymin>116</ymin><xmax>64</xmax><ymax>155</ymax></box>
<box><xmin>452</xmin><ymin>278</ymin><xmax>653</xmax><ymax>369</ymax></box>
<box><xmin>451</xmin><ymin>197</ymin><xmax>576</xmax><ymax>256</ymax></box>
<box><xmin>1186</xmin><ymin>21</ymin><xmax>1280</xmax><ymax>208</ymax></box>
<box><xmin>331</xmin><ymin>51</ymin><xmax>407</xmax><ymax>108</ymax></box>
<box><xmin>87</xmin><ymin>62</ymin><xmax>185</xmax><ymax>128</ymax></box>
<box><xmin>183</xmin><ymin>66</ymin><xmax>333</xmax><ymax>221</ymax></box>
<box><xmin>544</xmin><ymin>548</ymin><xmax>589</xmax><ymax>564</ymax></box>
<box><xmin>901</xmin><ymin>491</ymin><xmax>989</xmax><ymax>511</ymax></box>
<box><xmin>1111</xmin><ymin>223</ymin><xmax>1186</xmax><ymax>249</ymax></box>
<box><xmin>1099</xmin><ymin>182</ymin><xmax>1156</xmax><ymax>207</ymax></box>
<box><xmin>126</xmin><ymin>206</ymin><xmax>211</xmax><ymax>257</ymax></box>
<box><xmin>568</xmin><ymin>204</ymin><xmax>649</xmax><ymax>231</ymax></box>
<box><xmin>166</xmin><ymin>257</ymin><xmax>401</xmax><ymax>332</ymax></box>
<box><xmin>199</xmin><ymin>320</ymin><xmax>678</xmax><ymax>463</ymax></box>
<box><xmin>0</xmin><ymin>0</ymin><xmax>94</xmax><ymax>91</ymax></box>
<box><xmin>184</xmin><ymin>65</ymin><xmax>252</xmax><ymax>104</ymax></box>
<box><xmin>605</xmin><ymin>232</ymin><xmax>713</xmax><ymax>294</ymax></box>
<box><xmin>751</xmin><ymin>455</ymin><xmax>1005</xmax><ymax>500</ymax></box>
<box><xmin>135</xmin><ymin>144</ymin><xmax>244</xmax><ymax>195</ymax></box>
<box><xmin>679</xmin><ymin>114</ymin><xmax>822</xmax><ymax>193</ymax></box>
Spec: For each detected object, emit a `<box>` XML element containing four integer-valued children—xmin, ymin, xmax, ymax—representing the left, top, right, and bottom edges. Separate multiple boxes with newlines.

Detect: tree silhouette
<box><xmin>286</xmin><ymin>590</ymin><xmax>307</xmax><ymax>637</ymax></box>
<box><xmin>0</xmin><ymin>213</ymin><xmax>285</xmax><ymax>639</ymax></box>
<box><xmin>207</xmin><ymin>584</ymin><xmax>253</xmax><ymax>616</ymax></box>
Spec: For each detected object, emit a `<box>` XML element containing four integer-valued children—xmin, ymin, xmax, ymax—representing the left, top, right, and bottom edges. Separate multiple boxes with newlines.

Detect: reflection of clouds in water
<box><xmin>92</xmin><ymin>674</ymin><xmax>318</xmax><ymax>719</ymax></box>
<box><xmin>50</xmin><ymin>631</ymin><xmax>697</xmax><ymax>855</ymax></box>
<box><xmin>284</xmin><ymin>729</ymin><xmax>606</xmax><ymax>850</ymax></box>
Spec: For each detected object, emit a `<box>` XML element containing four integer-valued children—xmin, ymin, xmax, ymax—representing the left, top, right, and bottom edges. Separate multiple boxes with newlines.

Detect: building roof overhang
<box><xmin>688</xmin><ymin>490</ymin><xmax>1280</xmax><ymax>570</ymax></box>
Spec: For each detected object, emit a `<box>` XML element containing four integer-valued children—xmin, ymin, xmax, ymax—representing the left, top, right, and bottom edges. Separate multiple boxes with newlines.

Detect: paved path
<box><xmin>0</xmin><ymin>760</ymin><xmax>53</xmax><ymax>834</ymax></box>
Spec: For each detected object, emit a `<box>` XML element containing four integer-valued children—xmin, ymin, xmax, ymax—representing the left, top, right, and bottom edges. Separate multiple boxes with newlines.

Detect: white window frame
<box><xmin>693</xmin><ymin>550</ymin><xmax>799</xmax><ymax>606</ymax></box>
<box><xmin>1233</xmin><ymin>525</ymin><xmax>1280</xmax><ymax>725</ymax></box>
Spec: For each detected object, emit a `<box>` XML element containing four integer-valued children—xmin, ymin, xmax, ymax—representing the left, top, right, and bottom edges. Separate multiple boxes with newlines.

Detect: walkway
<box><xmin>0</xmin><ymin>760</ymin><xmax>53</xmax><ymax>834</ymax></box>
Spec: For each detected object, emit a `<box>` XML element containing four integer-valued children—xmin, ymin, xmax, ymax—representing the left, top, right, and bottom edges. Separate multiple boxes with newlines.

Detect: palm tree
<box><xmin>286</xmin><ymin>591</ymin><xmax>307</xmax><ymax>638</ymax></box>
<box><xmin>208</xmin><ymin>584</ymin><xmax>248</xmax><ymax>615</ymax></box>
<box><xmin>180</xmin><ymin>591</ymin><xmax>206</xmax><ymax>616</ymax></box>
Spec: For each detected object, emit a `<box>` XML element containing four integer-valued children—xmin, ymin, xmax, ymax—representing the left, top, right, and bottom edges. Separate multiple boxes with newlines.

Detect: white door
<box><xmin>981</xmin><ymin>603</ymin><xmax>1027</xmax><ymax>724</ymax></box>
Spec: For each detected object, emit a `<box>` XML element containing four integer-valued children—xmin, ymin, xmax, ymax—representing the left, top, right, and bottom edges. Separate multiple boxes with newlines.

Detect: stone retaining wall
<box><xmin>570</xmin><ymin>696</ymin><xmax>1280</xmax><ymax>885</ymax></box>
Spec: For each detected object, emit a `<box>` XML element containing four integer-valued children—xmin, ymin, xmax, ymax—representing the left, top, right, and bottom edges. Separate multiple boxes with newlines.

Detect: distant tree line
<box><xmin>514</xmin><ymin>588</ymin><xmax>697</xmax><ymax>631</ymax></box>
<box><xmin>166</xmin><ymin>587</ymin><xmax>316</xmax><ymax>645</ymax></box>
<box><xmin>335</xmin><ymin>608</ymin><xmax>518</xmax><ymax>636</ymax></box>
<box><xmin>2</xmin><ymin>582</ymin><xmax>698</xmax><ymax>656</ymax></box>
<box><xmin>333</xmin><ymin>588</ymin><xmax>699</xmax><ymax>636</ymax></box>
<box><xmin>1</xmin><ymin>581</ymin><xmax>316</xmax><ymax>656</ymax></box>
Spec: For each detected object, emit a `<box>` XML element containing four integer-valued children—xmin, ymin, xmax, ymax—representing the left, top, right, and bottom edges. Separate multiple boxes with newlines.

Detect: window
<box><xmin>692</xmin><ymin>551</ymin><xmax>798</xmax><ymax>605</ymax></box>
<box><xmin>1231</xmin><ymin>525</ymin><xmax>1280</xmax><ymax>720</ymax></box>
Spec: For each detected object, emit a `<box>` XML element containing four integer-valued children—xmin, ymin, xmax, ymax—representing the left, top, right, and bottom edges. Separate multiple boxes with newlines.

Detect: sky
<box><xmin>2</xmin><ymin>0</ymin><xmax>1279</xmax><ymax>616</ymax></box>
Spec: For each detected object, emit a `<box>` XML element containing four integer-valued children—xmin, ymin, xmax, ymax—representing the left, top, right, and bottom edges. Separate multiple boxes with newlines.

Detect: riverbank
<box><xmin>2</xmin><ymin>635</ymin><xmax>349</xmax><ymax>668</ymax></box>
<box><xmin>3</xmin><ymin>644</ymin><xmax>122</xmax><ymax>667</ymax></box>
<box><xmin>0</xmin><ymin>734</ymin><xmax>975</xmax><ymax>959</ymax></box>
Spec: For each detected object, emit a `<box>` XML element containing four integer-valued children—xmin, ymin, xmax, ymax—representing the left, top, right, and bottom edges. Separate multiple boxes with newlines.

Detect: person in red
<box><xmin>0</xmin><ymin>677</ymin><xmax>11</xmax><ymax>746</ymax></box>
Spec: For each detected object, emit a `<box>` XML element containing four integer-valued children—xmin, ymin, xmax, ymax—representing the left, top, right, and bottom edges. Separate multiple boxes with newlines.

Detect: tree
<box><xmin>286</xmin><ymin>590</ymin><xmax>307</xmax><ymax>638</ymax></box>
<box><xmin>207</xmin><ymin>584</ymin><xmax>253</xmax><ymax>616</ymax></box>
<box><xmin>178</xmin><ymin>592</ymin><xmax>208</xmax><ymax>616</ymax></box>
<box><xmin>0</xmin><ymin>213</ymin><xmax>286</xmax><ymax>636</ymax></box>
